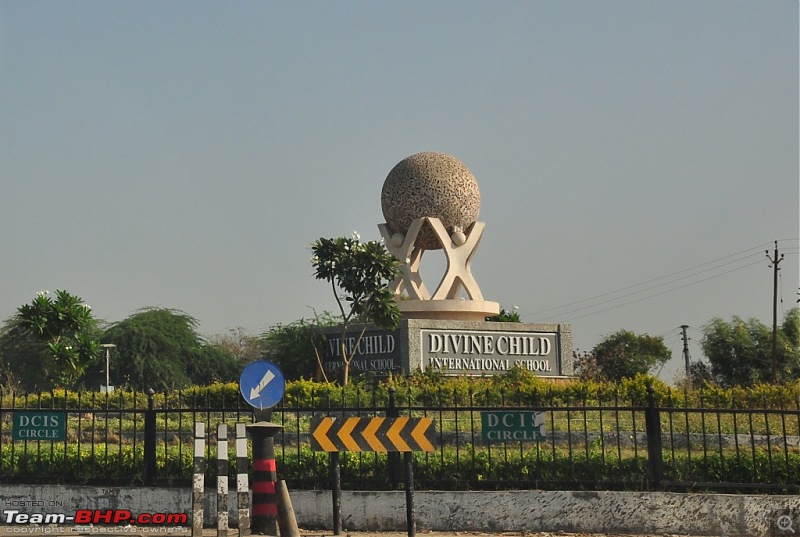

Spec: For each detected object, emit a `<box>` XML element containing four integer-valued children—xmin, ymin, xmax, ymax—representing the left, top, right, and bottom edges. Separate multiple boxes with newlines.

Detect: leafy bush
<box><xmin>6</xmin><ymin>372</ymin><xmax>800</xmax><ymax>410</ymax></box>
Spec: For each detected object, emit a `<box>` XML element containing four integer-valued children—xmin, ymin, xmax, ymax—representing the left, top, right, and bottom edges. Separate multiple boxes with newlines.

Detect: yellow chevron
<box><xmin>312</xmin><ymin>417</ymin><xmax>337</xmax><ymax>452</ymax></box>
<box><xmin>387</xmin><ymin>417</ymin><xmax>411</xmax><ymax>451</ymax></box>
<box><xmin>411</xmin><ymin>417</ymin><xmax>435</xmax><ymax>451</ymax></box>
<box><xmin>338</xmin><ymin>417</ymin><xmax>361</xmax><ymax>452</ymax></box>
<box><xmin>363</xmin><ymin>417</ymin><xmax>386</xmax><ymax>452</ymax></box>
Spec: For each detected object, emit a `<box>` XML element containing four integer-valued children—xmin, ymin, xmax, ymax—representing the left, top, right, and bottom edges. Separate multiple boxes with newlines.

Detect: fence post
<box><xmin>144</xmin><ymin>388</ymin><xmax>156</xmax><ymax>485</ymax></box>
<box><xmin>388</xmin><ymin>385</ymin><xmax>401</xmax><ymax>489</ymax></box>
<box><xmin>645</xmin><ymin>384</ymin><xmax>663</xmax><ymax>489</ymax></box>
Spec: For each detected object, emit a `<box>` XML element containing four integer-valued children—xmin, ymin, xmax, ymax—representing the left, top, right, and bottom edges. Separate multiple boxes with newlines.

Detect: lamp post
<box><xmin>101</xmin><ymin>344</ymin><xmax>116</xmax><ymax>392</ymax></box>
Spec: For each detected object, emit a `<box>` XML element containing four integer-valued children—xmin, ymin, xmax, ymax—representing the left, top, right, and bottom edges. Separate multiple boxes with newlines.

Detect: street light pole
<box><xmin>101</xmin><ymin>344</ymin><xmax>116</xmax><ymax>392</ymax></box>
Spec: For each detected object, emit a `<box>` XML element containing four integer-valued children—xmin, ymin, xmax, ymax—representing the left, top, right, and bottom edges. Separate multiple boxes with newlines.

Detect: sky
<box><xmin>1</xmin><ymin>1</ymin><xmax>798</xmax><ymax>384</ymax></box>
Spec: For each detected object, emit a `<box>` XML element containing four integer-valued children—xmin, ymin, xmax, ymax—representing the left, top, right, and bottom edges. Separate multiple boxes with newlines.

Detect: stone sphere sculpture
<box><xmin>380</xmin><ymin>152</ymin><xmax>480</xmax><ymax>250</ymax></box>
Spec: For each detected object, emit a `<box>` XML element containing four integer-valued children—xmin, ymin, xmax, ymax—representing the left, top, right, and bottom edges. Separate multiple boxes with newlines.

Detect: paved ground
<box><xmin>302</xmin><ymin>531</ymin><xmax>708</xmax><ymax>537</ymax></box>
<box><xmin>0</xmin><ymin>528</ymin><xmax>710</xmax><ymax>537</ymax></box>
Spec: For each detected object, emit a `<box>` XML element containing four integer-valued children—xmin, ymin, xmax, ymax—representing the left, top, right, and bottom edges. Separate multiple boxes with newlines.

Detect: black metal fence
<box><xmin>1</xmin><ymin>385</ymin><xmax>798</xmax><ymax>493</ymax></box>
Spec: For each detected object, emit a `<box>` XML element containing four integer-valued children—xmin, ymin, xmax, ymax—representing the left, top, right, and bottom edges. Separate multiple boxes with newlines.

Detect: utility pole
<box><xmin>680</xmin><ymin>325</ymin><xmax>691</xmax><ymax>390</ymax></box>
<box><xmin>766</xmin><ymin>241</ymin><xmax>784</xmax><ymax>384</ymax></box>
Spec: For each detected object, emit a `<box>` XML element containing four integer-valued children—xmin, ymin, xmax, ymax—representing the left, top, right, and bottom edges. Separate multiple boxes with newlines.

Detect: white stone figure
<box><xmin>379</xmin><ymin>152</ymin><xmax>499</xmax><ymax>320</ymax></box>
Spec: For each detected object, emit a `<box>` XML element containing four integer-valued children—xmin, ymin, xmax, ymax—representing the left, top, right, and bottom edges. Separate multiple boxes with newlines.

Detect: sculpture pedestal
<box><xmin>398</xmin><ymin>299</ymin><xmax>499</xmax><ymax>321</ymax></box>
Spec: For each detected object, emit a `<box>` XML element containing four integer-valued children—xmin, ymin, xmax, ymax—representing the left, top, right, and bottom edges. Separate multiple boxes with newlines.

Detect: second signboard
<box><xmin>421</xmin><ymin>329</ymin><xmax>561</xmax><ymax>376</ymax></box>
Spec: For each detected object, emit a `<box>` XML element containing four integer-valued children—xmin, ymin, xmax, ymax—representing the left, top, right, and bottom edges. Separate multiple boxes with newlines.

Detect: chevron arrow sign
<box><xmin>310</xmin><ymin>416</ymin><xmax>437</xmax><ymax>452</ymax></box>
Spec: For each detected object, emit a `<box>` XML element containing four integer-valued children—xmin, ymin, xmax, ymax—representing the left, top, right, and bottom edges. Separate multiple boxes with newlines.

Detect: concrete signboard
<box><xmin>316</xmin><ymin>320</ymin><xmax>572</xmax><ymax>377</ymax></box>
<box><xmin>422</xmin><ymin>329</ymin><xmax>560</xmax><ymax>376</ymax></box>
<box><xmin>320</xmin><ymin>329</ymin><xmax>401</xmax><ymax>376</ymax></box>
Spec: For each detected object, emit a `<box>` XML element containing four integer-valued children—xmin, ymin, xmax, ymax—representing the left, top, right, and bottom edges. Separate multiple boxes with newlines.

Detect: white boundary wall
<box><xmin>0</xmin><ymin>485</ymin><xmax>798</xmax><ymax>536</ymax></box>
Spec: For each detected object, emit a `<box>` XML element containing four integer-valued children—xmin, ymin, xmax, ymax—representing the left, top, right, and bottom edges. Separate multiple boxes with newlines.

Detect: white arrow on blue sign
<box><xmin>239</xmin><ymin>360</ymin><xmax>286</xmax><ymax>409</ymax></box>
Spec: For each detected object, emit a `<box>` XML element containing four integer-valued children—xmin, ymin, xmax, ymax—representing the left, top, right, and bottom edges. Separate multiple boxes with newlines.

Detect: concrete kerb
<box><xmin>0</xmin><ymin>487</ymin><xmax>798</xmax><ymax>536</ymax></box>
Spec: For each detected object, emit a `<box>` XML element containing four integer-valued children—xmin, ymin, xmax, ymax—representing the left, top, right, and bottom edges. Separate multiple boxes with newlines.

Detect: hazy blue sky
<box><xmin>1</xmin><ymin>1</ymin><xmax>797</xmax><ymax>383</ymax></box>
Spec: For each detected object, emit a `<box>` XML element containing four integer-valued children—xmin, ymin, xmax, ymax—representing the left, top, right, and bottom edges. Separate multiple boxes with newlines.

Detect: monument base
<box><xmin>317</xmin><ymin>319</ymin><xmax>573</xmax><ymax>378</ymax></box>
<box><xmin>398</xmin><ymin>299</ymin><xmax>500</xmax><ymax>321</ymax></box>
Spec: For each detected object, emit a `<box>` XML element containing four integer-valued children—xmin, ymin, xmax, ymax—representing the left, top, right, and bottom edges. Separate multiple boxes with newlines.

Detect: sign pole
<box><xmin>404</xmin><ymin>452</ymin><xmax>415</xmax><ymax>537</ymax></box>
<box><xmin>239</xmin><ymin>361</ymin><xmax>287</xmax><ymax>537</ymax></box>
<box><xmin>330</xmin><ymin>452</ymin><xmax>342</xmax><ymax>535</ymax></box>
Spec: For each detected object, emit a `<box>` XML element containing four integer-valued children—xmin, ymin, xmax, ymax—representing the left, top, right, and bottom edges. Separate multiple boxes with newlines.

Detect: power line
<box><xmin>524</xmin><ymin>242</ymin><xmax>773</xmax><ymax>320</ymax></box>
<box><xmin>686</xmin><ymin>325</ymin><xmax>704</xmax><ymax>339</ymax></box>
<box><xmin>657</xmin><ymin>326</ymin><xmax>681</xmax><ymax>339</ymax></box>
<box><xmin>551</xmin><ymin>257</ymin><xmax>765</xmax><ymax>322</ymax></box>
<box><xmin>535</xmin><ymin>255</ymin><xmax>764</xmax><ymax>322</ymax></box>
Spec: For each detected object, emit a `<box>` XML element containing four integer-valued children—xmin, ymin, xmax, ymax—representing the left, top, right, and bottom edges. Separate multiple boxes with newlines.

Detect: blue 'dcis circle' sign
<box><xmin>239</xmin><ymin>360</ymin><xmax>286</xmax><ymax>410</ymax></box>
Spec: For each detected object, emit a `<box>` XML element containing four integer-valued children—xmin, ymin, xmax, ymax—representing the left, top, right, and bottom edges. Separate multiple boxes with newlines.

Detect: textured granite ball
<box><xmin>381</xmin><ymin>152</ymin><xmax>480</xmax><ymax>250</ymax></box>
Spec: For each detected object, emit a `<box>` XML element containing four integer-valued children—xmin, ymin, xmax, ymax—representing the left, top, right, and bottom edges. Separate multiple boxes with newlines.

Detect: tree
<box><xmin>206</xmin><ymin>327</ymin><xmax>264</xmax><ymax>368</ymax></box>
<box><xmin>587</xmin><ymin>330</ymin><xmax>672</xmax><ymax>382</ymax></box>
<box><xmin>688</xmin><ymin>360</ymin><xmax>715</xmax><ymax>388</ymax></box>
<box><xmin>0</xmin><ymin>323</ymin><xmax>47</xmax><ymax>392</ymax></box>
<box><xmin>89</xmin><ymin>308</ymin><xmax>238</xmax><ymax>391</ymax></box>
<box><xmin>782</xmin><ymin>307</ymin><xmax>800</xmax><ymax>354</ymax></box>
<box><xmin>701</xmin><ymin>308</ymin><xmax>800</xmax><ymax>387</ymax></box>
<box><xmin>310</xmin><ymin>232</ymin><xmax>402</xmax><ymax>385</ymax></box>
<box><xmin>573</xmin><ymin>349</ymin><xmax>600</xmax><ymax>381</ymax></box>
<box><xmin>260</xmin><ymin>312</ymin><xmax>339</xmax><ymax>381</ymax></box>
<box><xmin>1</xmin><ymin>290</ymin><xmax>101</xmax><ymax>390</ymax></box>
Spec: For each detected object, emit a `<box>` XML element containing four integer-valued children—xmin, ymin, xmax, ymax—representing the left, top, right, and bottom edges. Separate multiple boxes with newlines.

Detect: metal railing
<box><xmin>1</xmin><ymin>385</ymin><xmax>798</xmax><ymax>493</ymax></box>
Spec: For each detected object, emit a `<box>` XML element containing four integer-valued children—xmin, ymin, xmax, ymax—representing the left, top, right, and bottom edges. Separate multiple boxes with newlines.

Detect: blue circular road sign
<box><xmin>240</xmin><ymin>361</ymin><xmax>286</xmax><ymax>410</ymax></box>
